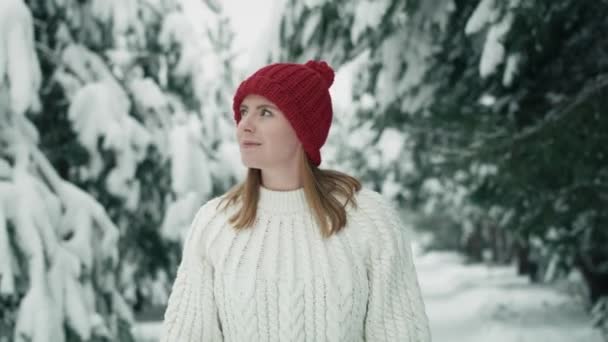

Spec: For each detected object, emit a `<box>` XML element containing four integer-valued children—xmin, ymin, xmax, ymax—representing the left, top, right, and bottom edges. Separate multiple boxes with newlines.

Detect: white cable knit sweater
<box><xmin>160</xmin><ymin>186</ymin><xmax>431</xmax><ymax>341</ymax></box>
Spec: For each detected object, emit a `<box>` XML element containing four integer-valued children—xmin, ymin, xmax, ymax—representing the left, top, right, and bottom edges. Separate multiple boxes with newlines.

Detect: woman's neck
<box><xmin>260</xmin><ymin>166</ymin><xmax>302</xmax><ymax>191</ymax></box>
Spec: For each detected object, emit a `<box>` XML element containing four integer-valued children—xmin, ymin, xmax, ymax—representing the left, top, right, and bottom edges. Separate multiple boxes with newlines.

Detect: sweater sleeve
<box><xmin>160</xmin><ymin>200</ymin><xmax>224</xmax><ymax>342</ymax></box>
<box><xmin>363</xmin><ymin>191</ymin><xmax>432</xmax><ymax>342</ymax></box>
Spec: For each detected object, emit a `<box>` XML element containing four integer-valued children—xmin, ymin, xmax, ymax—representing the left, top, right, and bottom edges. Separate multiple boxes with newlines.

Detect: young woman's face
<box><xmin>236</xmin><ymin>94</ymin><xmax>302</xmax><ymax>170</ymax></box>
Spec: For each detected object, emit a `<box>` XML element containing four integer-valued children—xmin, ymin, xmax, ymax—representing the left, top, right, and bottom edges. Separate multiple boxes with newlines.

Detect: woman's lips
<box><xmin>241</xmin><ymin>143</ymin><xmax>261</xmax><ymax>148</ymax></box>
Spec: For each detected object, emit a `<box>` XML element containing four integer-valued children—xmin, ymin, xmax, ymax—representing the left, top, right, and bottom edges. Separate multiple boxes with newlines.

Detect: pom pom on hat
<box><xmin>305</xmin><ymin>60</ymin><xmax>335</xmax><ymax>88</ymax></box>
<box><xmin>233</xmin><ymin>60</ymin><xmax>335</xmax><ymax>166</ymax></box>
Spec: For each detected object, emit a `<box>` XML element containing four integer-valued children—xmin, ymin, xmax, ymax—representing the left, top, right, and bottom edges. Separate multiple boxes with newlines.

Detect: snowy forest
<box><xmin>0</xmin><ymin>0</ymin><xmax>606</xmax><ymax>341</ymax></box>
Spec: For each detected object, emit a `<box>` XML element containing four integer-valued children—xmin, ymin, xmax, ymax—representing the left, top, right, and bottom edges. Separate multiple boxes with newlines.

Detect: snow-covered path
<box><xmin>133</xmin><ymin>249</ymin><xmax>604</xmax><ymax>342</ymax></box>
<box><xmin>416</xmin><ymin>250</ymin><xmax>604</xmax><ymax>342</ymax></box>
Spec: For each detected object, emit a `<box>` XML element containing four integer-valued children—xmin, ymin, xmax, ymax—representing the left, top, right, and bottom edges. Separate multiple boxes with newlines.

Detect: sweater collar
<box><xmin>258</xmin><ymin>185</ymin><xmax>310</xmax><ymax>214</ymax></box>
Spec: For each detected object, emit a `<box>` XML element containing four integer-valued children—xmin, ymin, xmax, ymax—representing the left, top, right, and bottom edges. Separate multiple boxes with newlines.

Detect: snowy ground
<box><xmin>133</xmin><ymin>321</ymin><xmax>163</xmax><ymax>342</ymax></box>
<box><xmin>418</xmin><ymin>250</ymin><xmax>603</xmax><ymax>342</ymax></box>
<box><xmin>132</xmin><ymin>249</ymin><xmax>604</xmax><ymax>342</ymax></box>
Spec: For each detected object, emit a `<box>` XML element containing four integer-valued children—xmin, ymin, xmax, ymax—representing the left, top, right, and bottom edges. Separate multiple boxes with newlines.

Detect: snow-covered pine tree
<box><xmin>269</xmin><ymin>0</ymin><xmax>454</xmax><ymax>201</ymax></box>
<box><xmin>273</xmin><ymin>0</ymin><xmax>608</xmax><ymax>332</ymax></box>
<box><xmin>0</xmin><ymin>0</ymin><xmax>239</xmax><ymax>340</ymax></box>
<box><xmin>423</xmin><ymin>0</ymin><xmax>608</xmax><ymax>308</ymax></box>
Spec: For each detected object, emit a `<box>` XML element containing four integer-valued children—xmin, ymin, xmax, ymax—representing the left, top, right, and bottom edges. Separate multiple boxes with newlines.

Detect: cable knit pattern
<box><xmin>359</xmin><ymin>190</ymin><xmax>432</xmax><ymax>341</ymax></box>
<box><xmin>160</xmin><ymin>186</ymin><xmax>431</xmax><ymax>341</ymax></box>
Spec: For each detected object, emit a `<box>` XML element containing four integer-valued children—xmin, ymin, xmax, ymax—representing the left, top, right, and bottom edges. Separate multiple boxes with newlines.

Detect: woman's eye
<box><xmin>261</xmin><ymin>109</ymin><xmax>272</xmax><ymax>116</ymax></box>
<box><xmin>240</xmin><ymin>109</ymin><xmax>247</xmax><ymax>116</ymax></box>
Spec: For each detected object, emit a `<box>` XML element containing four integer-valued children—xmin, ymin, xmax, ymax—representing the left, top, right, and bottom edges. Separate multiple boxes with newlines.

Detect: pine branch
<box><xmin>495</xmin><ymin>73</ymin><xmax>608</xmax><ymax>148</ymax></box>
<box><xmin>439</xmin><ymin>73</ymin><xmax>608</xmax><ymax>161</ymax></box>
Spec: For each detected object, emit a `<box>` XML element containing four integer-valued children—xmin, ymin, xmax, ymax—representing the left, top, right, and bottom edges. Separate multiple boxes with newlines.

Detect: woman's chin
<box><xmin>240</xmin><ymin>157</ymin><xmax>262</xmax><ymax>169</ymax></box>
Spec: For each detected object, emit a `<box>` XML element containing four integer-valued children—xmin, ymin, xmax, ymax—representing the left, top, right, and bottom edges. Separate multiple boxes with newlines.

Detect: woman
<box><xmin>160</xmin><ymin>60</ymin><xmax>432</xmax><ymax>341</ymax></box>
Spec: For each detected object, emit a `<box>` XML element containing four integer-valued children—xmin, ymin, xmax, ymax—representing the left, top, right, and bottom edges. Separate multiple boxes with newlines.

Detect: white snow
<box><xmin>303</xmin><ymin>0</ymin><xmax>325</xmax><ymax>8</ymax></box>
<box><xmin>68</xmin><ymin>81</ymin><xmax>152</xmax><ymax>205</ymax></box>
<box><xmin>128</xmin><ymin>77</ymin><xmax>171</xmax><ymax>126</ymax></box>
<box><xmin>158</xmin><ymin>11</ymin><xmax>201</xmax><ymax>78</ymax></box>
<box><xmin>479</xmin><ymin>12</ymin><xmax>513</xmax><ymax>78</ymax></box>
<box><xmin>372</xmin><ymin>3</ymin><xmax>446</xmax><ymax>114</ymax></box>
<box><xmin>351</xmin><ymin>0</ymin><xmax>391</xmax><ymax>44</ymax></box>
<box><xmin>329</xmin><ymin>49</ymin><xmax>370</xmax><ymax>118</ymax></box>
<box><xmin>91</xmin><ymin>0</ymin><xmax>144</xmax><ymax>45</ymax></box>
<box><xmin>359</xmin><ymin>93</ymin><xmax>377</xmax><ymax>112</ymax></box>
<box><xmin>479</xmin><ymin>93</ymin><xmax>496</xmax><ymax>106</ymax></box>
<box><xmin>346</xmin><ymin>121</ymin><xmax>376</xmax><ymax>150</ymax></box>
<box><xmin>217</xmin><ymin>139</ymin><xmax>247</xmax><ymax>181</ymax></box>
<box><xmin>375</xmin><ymin>33</ymin><xmax>404</xmax><ymax>109</ymax></box>
<box><xmin>60</xmin><ymin>44</ymin><xmax>115</xmax><ymax>83</ymax></box>
<box><xmin>422</xmin><ymin>177</ymin><xmax>443</xmax><ymax>196</ymax></box>
<box><xmin>381</xmin><ymin>171</ymin><xmax>402</xmax><ymax>201</ymax></box>
<box><xmin>133</xmin><ymin>321</ymin><xmax>164</xmax><ymax>342</ymax></box>
<box><xmin>465</xmin><ymin>0</ymin><xmax>518</xmax><ymax>79</ymax></box>
<box><xmin>0</xmin><ymin>0</ymin><xmax>42</xmax><ymax>116</ymax></box>
<box><xmin>377</xmin><ymin>127</ymin><xmax>406</xmax><ymax>167</ymax></box>
<box><xmin>168</xmin><ymin>113</ymin><xmax>213</xmax><ymax>198</ymax></box>
<box><xmin>472</xmin><ymin>162</ymin><xmax>498</xmax><ymax>176</ymax></box>
<box><xmin>0</xmin><ymin>144</ymin><xmax>128</xmax><ymax>342</ymax></box>
<box><xmin>160</xmin><ymin>191</ymin><xmax>202</xmax><ymax>242</ymax></box>
<box><xmin>465</xmin><ymin>0</ymin><xmax>499</xmax><ymax>35</ymax></box>
<box><xmin>176</xmin><ymin>0</ymin><xmax>220</xmax><ymax>38</ymax></box>
<box><xmin>106</xmin><ymin>115</ymin><xmax>152</xmax><ymax>209</ymax></box>
<box><xmin>502</xmin><ymin>53</ymin><xmax>520</xmax><ymax>86</ymax></box>
<box><xmin>418</xmin><ymin>251</ymin><xmax>604</xmax><ymax>342</ymax></box>
<box><xmin>1</xmin><ymin>0</ymin><xmax>241</xmax><ymax>340</ymax></box>
<box><xmin>0</xmin><ymin>183</ymin><xmax>16</xmax><ymax>295</ymax></box>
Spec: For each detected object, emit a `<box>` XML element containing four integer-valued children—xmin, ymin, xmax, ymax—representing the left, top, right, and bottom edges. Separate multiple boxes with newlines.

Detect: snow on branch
<box><xmin>0</xmin><ymin>0</ymin><xmax>42</xmax><ymax>117</ymax></box>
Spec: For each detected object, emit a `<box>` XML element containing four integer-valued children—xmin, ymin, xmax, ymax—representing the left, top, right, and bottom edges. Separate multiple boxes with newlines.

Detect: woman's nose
<box><xmin>239</xmin><ymin>115</ymin><xmax>255</xmax><ymax>132</ymax></box>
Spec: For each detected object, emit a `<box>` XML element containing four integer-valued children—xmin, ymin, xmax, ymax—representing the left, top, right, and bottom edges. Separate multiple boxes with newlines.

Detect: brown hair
<box><xmin>217</xmin><ymin>148</ymin><xmax>362</xmax><ymax>238</ymax></box>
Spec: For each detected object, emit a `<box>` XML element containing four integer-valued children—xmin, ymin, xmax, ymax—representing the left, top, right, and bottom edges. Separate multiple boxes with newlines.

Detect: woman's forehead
<box><xmin>241</xmin><ymin>94</ymin><xmax>276</xmax><ymax>107</ymax></box>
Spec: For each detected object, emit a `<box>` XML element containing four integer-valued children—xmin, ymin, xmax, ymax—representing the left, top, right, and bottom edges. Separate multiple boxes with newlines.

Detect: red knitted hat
<box><xmin>233</xmin><ymin>60</ymin><xmax>335</xmax><ymax>166</ymax></box>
